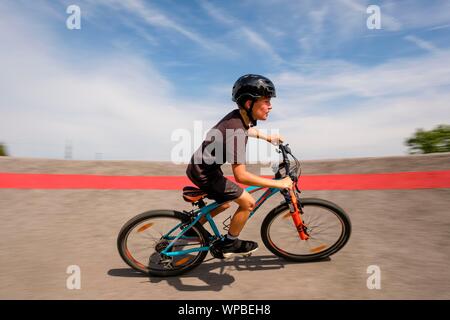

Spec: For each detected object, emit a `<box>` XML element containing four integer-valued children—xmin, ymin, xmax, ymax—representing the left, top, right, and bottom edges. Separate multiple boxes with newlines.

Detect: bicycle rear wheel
<box><xmin>261</xmin><ymin>198</ymin><xmax>351</xmax><ymax>262</ymax></box>
<box><xmin>117</xmin><ymin>210</ymin><xmax>209</xmax><ymax>277</ymax></box>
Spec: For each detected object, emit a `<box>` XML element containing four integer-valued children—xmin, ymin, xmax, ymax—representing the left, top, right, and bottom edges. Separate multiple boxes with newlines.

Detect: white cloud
<box><xmin>0</xmin><ymin>5</ymin><xmax>218</xmax><ymax>160</ymax></box>
<box><xmin>198</xmin><ymin>0</ymin><xmax>235</xmax><ymax>26</ymax></box>
<box><xmin>199</xmin><ymin>0</ymin><xmax>283</xmax><ymax>64</ymax></box>
<box><xmin>1</xmin><ymin>1</ymin><xmax>449</xmax><ymax>162</ymax></box>
<box><xmin>428</xmin><ymin>24</ymin><xmax>450</xmax><ymax>31</ymax></box>
<box><xmin>273</xmin><ymin>50</ymin><xmax>450</xmax><ymax>103</ymax></box>
<box><xmin>404</xmin><ymin>35</ymin><xmax>440</xmax><ymax>54</ymax></box>
<box><xmin>118</xmin><ymin>0</ymin><xmax>210</xmax><ymax>48</ymax></box>
<box><xmin>84</xmin><ymin>0</ymin><xmax>235</xmax><ymax>56</ymax></box>
<box><xmin>268</xmin><ymin>91</ymin><xmax>450</xmax><ymax>159</ymax></box>
<box><xmin>264</xmin><ymin>50</ymin><xmax>450</xmax><ymax>159</ymax></box>
<box><xmin>240</xmin><ymin>27</ymin><xmax>284</xmax><ymax>64</ymax></box>
<box><xmin>383</xmin><ymin>0</ymin><xmax>450</xmax><ymax>31</ymax></box>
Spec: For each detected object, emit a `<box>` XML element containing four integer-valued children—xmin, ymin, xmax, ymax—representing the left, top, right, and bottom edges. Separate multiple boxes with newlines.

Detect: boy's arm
<box><xmin>232</xmin><ymin>164</ymin><xmax>292</xmax><ymax>189</ymax></box>
<box><xmin>247</xmin><ymin>127</ymin><xmax>284</xmax><ymax>145</ymax></box>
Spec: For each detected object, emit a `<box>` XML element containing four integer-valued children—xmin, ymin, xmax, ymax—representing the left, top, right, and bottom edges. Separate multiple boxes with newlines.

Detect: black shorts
<box><xmin>186</xmin><ymin>167</ymin><xmax>244</xmax><ymax>204</ymax></box>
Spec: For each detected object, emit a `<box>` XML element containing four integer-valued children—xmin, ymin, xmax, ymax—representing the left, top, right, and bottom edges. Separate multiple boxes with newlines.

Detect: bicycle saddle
<box><xmin>182</xmin><ymin>186</ymin><xmax>208</xmax><ymax>203</ymax></box>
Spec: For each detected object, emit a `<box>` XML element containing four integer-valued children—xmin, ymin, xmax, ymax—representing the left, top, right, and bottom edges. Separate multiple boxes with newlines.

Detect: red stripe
<box><xmin>297</xmin><ymin>171</ymin><xmax>450</xmax><ymax>190</ymax></box>
<box><xmin>0</xmin><ymin>171</ymin><xmax>449</xmax><ymax>190</ymax></box>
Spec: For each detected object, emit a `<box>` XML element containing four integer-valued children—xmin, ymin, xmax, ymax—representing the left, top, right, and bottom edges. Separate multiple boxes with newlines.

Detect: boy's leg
<box><xmin>198</xmin><ymin>202</ymin><xmax>231</xmax><ymax>224</ymax></box>
<box><xmin>228</xmin><ymin>190</ymin><xmax>256</xmax><ymax>237</ymax></box>
<box><xmin>213</xmin><ymin>190</ymin><xmax>258</xmax><ymax>258</ymax></box>
<box><xmin>183</xmin><ymin>202</ymin><xmax>231</xmax><ymax>237</ymax></box>
<box><xmin>197</xmin><ymin>190</ymin><xmax>254</xmax><ymax>231</ymax></box>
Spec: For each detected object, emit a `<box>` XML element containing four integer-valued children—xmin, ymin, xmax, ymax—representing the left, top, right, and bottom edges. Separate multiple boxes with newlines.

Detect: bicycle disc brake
<box><xmin>158</xmin><ymin>255</ymin><xmax>174</xmax><ymax>269</ymax></box>
<box><xmin>153</xmin><ymin>239</ymin><xmax>175</xmax><ymax>269</ymax></box>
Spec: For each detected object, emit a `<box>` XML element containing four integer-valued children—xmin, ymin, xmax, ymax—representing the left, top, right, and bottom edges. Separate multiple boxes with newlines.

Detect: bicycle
<box><xmin>117</xmin><ymin>143</ymin><xmax>352</xmax><ymax>277</ymax></box>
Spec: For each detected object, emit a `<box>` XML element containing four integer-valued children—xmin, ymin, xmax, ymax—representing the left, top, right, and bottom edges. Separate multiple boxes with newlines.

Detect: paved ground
<box><xmin>0</xmin><ymin>154</ymin><xmax>449</xmax><ymax>299</ymax></box>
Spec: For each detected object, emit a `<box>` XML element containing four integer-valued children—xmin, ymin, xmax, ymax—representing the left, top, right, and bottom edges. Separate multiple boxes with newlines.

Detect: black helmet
<box><xmin>232</xmin><ymin>74</ymin><xmax>276</xmax><ymax>106</ymax></box>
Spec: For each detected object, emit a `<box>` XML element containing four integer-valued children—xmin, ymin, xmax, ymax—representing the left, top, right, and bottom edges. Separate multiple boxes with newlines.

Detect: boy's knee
<box><xmin>241</xmin><ymin>198</ymin><xmax>255</xmax><ymax>212</ymax></box>
<box><xmin>235</xmin><ymin>192</ymin><xmax>256</xmax><ymax>212</ymax></box>
<box><xmin>222</xmin><ymin>202</ymin><xmax>231</xmax><ymax>210</ymax></box>
<box><xmin>248</xmin><ymin>198</ymin><xmax>256</xmax><ymax>211</ymax></box>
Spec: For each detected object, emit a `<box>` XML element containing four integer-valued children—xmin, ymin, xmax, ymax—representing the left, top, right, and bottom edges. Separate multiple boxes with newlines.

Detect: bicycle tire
<box><xmin>261</xmin><ymin>198</ymin><xmax>351</xmax><ymax>262</ymax></box>
<box><xmin>117</xmin><ymin>210</ymin><xmax>210</xmax><ymax>277</ymax></box>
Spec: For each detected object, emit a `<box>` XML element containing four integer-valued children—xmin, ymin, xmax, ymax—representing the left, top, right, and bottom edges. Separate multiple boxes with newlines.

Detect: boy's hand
<box><xmin>277</xmin><ymin>176</ymin><xmax>293</xmax><ymax>189</ymax></box>
<box><xmin>268</xmin><ymin>134</ymin><xmax>284</xmax><ymax>145</ymax></box>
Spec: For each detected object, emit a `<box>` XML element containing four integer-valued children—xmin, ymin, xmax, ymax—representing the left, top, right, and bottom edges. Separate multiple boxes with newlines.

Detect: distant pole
<box><xmin>65</xmin><ymin>140</ymin><xmax>73</xmax><ymax>160</ymax></box>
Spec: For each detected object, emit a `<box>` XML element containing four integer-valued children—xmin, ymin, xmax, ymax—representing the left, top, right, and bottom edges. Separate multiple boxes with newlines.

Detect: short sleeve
<box><xmin>225</xmin><ymin>128</ymin><xmax>248</xmax><ymax>164</ymax></box>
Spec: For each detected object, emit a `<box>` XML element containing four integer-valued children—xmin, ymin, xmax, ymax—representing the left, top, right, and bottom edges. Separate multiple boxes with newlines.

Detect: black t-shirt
<box><xmin>187</xmin><ymin>109</ymin><xmax>253</xmax><ymax>183</ymax></box>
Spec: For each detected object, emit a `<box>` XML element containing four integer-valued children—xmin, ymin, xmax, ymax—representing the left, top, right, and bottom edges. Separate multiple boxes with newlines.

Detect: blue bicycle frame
<box><xmin>161</xmin><ymin>185</ymin><xmax>280</xmax><ymax>257</ymax></box>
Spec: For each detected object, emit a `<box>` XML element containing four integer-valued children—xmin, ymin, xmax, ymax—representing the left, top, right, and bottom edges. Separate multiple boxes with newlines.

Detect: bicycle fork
<box><xmin>282</xmin><ymin>187</ymin><xmax>309</xmax><ymax>240</ymax></box>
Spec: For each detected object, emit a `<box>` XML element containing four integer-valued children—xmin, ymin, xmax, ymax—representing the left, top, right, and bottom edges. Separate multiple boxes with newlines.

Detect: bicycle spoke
<box><xmin>309</xmin><ymin>224</ymin><xmax>336</xmax><ymax>234</ymax></box>
<box><xmin>267</xmin><ymin>204</ymin><xmax>345</xmax><ymax>257</ymax></box>
<box><xmin>138</xmin><ymin>233</ymin><xmax>161</xmax><ymax>241</ymax></box>
<box><xmin>122</xmin><ymin>214</ymin><xmax>208</xmax><ymax>274</ymax></box>
<box><xmin>304</xmin><ymin>211</ymin><xmax>325</xmax><ymax>227</ymax></box>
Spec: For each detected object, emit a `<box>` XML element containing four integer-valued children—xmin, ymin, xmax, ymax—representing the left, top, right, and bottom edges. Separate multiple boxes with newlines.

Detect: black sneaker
<box><xmin>215</xmin><ymin>238</ymin><xmax>258</xmax><ymax>259</ymax></box>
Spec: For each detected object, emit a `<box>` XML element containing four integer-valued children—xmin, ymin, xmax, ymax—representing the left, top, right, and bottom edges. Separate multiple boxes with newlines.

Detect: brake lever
<box><xmin>285</xmin><ymin>144</ymin><xmax>292</xmax><ymax>154</ymax></box>
<box><xmin>295</xmin><ymin>181</ymin><xmax>301</xmax><ymax>193</ymax></box>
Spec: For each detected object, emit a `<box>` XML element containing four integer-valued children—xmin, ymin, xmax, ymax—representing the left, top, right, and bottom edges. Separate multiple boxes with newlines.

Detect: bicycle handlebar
<box><xmin>277</xmin><ymin>143</ymin><xmax>302</xmax><ymax>194</ymax></box>
<box><xmin>278</xmin><ymin>143</ymin><xmax>291</xmax><ymax>175</ymax></box>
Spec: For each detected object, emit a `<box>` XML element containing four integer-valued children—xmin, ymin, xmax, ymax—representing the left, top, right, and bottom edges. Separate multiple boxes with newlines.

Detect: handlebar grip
<box><xmin>280</xmin><ymin>188</ymin><xmax>291</xmax><ymax>200</ymax></box>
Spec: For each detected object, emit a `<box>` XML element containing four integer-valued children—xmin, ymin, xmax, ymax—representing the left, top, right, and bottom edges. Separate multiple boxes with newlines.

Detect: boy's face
<box><xmin>245</xmin><ymin>97</ymin><xmax>272</xmax><ymax>121</ymax></box>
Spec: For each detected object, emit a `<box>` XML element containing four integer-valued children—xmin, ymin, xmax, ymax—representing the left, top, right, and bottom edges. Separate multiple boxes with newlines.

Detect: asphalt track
<box><xmin>0</xmin><ymin>153</ymin><xmax>449</xmax><ymax>299</ymax></box>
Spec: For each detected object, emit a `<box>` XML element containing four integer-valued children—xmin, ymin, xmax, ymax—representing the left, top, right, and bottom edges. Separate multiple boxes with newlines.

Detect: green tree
<box><xmin>0</xmin><ymin>142</ymin><xmax>8</xmax><ymax>156</ymax></box>
<box><xmin>405</xmin><ymin>124</ymin><xmax>450</xmax><ymax>154</ymax></box>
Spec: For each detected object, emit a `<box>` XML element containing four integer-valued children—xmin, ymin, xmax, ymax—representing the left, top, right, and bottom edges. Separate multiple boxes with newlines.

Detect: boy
<box><xmin>186</xmin><ymin>74</ymin><xmax>293</xmax><ymax>258</ymax></box>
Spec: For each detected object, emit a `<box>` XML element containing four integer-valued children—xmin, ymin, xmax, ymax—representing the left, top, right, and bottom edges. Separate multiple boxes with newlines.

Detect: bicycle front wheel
<box><xmin>261</xmin><ymin>198</ymin><xmax>351</xmax><ymax>262</ymax></box>
<box><xmin>117</xmin><ymin>210</ymin><xmax>209</xmax><ymax>277</ymax></box>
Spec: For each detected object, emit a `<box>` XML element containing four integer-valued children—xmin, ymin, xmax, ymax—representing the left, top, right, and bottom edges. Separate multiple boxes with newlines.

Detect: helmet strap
<box><xmin>246</xmin><ymin>99</ymin><xmax>257</xmax><ymax>127</ymax></box>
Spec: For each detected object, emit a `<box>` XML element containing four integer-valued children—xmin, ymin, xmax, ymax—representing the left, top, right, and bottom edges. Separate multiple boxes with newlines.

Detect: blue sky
<box><xmin>1</xmin><ymin>0</ymin><xmax>449</xmax><ymax>161</ymax></box>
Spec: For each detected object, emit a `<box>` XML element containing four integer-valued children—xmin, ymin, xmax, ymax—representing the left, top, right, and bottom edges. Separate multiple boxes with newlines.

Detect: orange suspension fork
<box><xmin>288</xmin><ymin>187</ymin><xmax>309</xmax><ymax>240</ymax></box>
